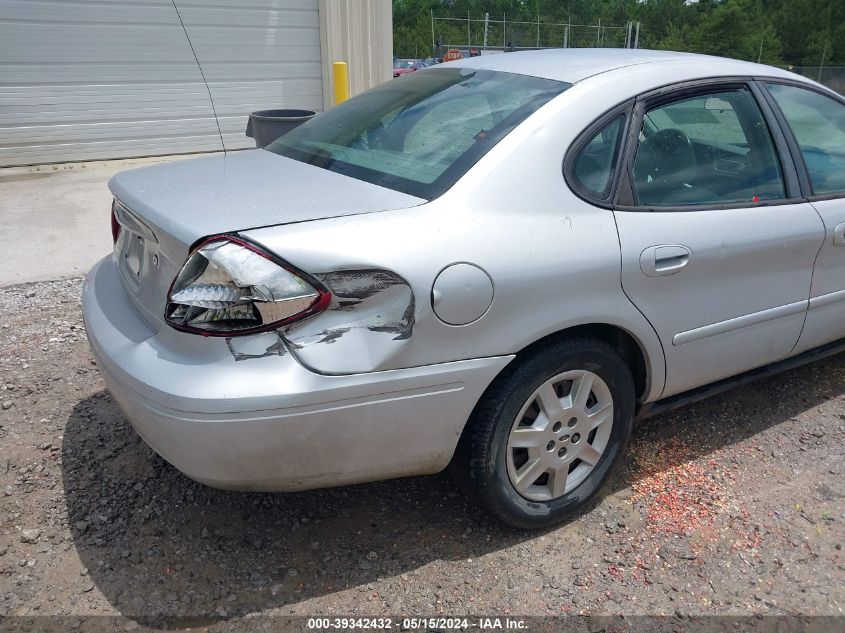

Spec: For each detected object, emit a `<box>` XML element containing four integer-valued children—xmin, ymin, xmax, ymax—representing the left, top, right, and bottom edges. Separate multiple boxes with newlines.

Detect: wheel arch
<box><xmin>449</xmin><ymin>323</ymin><xmax>646</xmax><ymax>526</ymax></box>
<box><xmin>453</xmin><ymin>321</ymin><xmax>660</xmax><ymax>466</ymax></box>
<box><xmin>514</xmin><ymin>323</ymin><xmax>651</xmax><ymax>403</ymax></box>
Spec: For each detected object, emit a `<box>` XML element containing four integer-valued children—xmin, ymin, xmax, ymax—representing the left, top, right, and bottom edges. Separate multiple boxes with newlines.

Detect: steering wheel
<box><xmin>634</xmin><ymin>128</ymin><xmax>702</xmax><ymax>204</ymax></box>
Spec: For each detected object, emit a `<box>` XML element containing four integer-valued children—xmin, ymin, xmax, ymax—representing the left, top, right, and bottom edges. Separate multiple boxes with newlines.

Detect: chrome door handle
<box><xmin>640</xmin><ymin>245</ymin><xmax>692</xmax><ymax>277</ymax></box>
<box><xmin>834</xmin><ymin>222</ymin><xmax>845</xmax><ymax>246</ymax></box>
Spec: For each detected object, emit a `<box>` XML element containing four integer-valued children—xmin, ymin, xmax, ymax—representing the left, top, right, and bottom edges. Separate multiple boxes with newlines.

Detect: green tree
<box><xmin>393</xmin><ymin>0</ymin><xmax>841</xmax><ymax>65</ymax></box>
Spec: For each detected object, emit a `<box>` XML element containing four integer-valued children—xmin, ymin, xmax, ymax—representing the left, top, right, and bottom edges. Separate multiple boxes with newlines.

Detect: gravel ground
<box><xmin>1</xmin><ymin>278</ymin><xmax>844</xmax><ymax>631</ymax></box>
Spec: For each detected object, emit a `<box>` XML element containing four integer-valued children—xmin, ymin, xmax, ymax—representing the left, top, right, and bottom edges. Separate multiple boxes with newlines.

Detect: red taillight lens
<box><xmin>110</xmin><ymin>201</ymin><xmax>121</xmax><ymax>244</ymax></box>
<box><xmin>165</xmin><ymin>235</ymin><xmax>331</xmax><ymax>336</ymax></box>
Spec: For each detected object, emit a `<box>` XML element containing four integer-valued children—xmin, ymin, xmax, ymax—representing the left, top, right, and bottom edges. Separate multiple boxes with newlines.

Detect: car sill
<box><xmin>636</xmin><ymin>336</ymin><xmax>845</xmax><ymax>421</ymax></box>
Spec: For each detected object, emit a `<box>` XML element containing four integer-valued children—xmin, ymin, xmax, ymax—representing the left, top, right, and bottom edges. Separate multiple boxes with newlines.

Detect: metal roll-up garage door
<box><xmin>0</xmin><ymin>0</ymin><xmax>323</xmax><ymax>167</ymax></box>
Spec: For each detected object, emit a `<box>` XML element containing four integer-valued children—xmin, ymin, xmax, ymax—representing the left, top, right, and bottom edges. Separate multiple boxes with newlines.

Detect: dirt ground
<box><xmin>1</xmin><ymin>278</ymin><xmax>844</xmax><ymax>632</ymax></box>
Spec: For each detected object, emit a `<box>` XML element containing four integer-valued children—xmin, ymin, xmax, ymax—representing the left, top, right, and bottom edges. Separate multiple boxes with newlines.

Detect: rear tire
<box><xmin>451</xmin><ymin>336</ymin><xmax>635</xmax><ymax>529</ymax></box>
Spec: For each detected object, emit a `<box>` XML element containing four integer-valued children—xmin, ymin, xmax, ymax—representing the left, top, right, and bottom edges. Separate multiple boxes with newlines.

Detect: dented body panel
<box><xmin>83</xmin><ymin>257</ymin><xmax>513</xmax><ymax>489</ymax></box>
<box><xmin>92</xmin><ymin>50</ymin><xmax>831</xmax><ymax>492</ymax></box>
<box><xmin>281</xmin><ymin>269</ymin><xmax>416</xmax><ymax>374</ymax></box>
<box><xmin>242</xmin><ymin>79</ymin><xmax>666</xmax><ymax>395</ymax></box>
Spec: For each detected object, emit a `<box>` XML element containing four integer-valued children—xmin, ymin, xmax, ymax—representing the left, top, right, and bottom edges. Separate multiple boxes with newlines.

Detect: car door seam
<box><xmin>610</xmin><ymin>209</ymin><xmax>668</xmax><ymax>401</ymax></box>
<box><xmin>787</xmin><ymin>201</ymin><xmax>827</xmax><ymax>355</ymax></box>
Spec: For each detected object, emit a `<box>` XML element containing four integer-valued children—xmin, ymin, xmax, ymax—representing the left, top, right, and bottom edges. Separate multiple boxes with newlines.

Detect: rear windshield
<box><xmin>267</xmin><ymin>68</ymin><xmax>569</xmax><ymax>199</ymax></box>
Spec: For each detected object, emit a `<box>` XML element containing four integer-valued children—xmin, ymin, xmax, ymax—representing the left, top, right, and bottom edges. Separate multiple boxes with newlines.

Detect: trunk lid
<box><xmin>108</xmin><ymin>150</ymin><xmax>424</xmax><ymax>332</ymax></box>
<box><xmin>109</xmin><ymin>149</ymin><xmax>424</xmax><ymax>247</ymax></box>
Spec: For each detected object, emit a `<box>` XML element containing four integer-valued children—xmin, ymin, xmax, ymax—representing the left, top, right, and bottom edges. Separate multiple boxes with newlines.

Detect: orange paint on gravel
<box><xmin>629</xmin><ymin>436</ymin><xmax>738</xmax><ymax>538</ymax></box>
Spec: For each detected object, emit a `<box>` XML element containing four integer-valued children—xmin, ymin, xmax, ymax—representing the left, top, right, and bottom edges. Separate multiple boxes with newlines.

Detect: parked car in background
<box><xmin>83</xmin><ymin>49</ymin><xmax>845</xmax><ymax>529</ymax></box>
<box><xmin>393</xmin><ymin>58</ymin><xmax>424</xmax><ymax>77</ymax></box>
<box><xmin>422</xmin><ymin>57</ymin><xmax>438</xmax><ymax>67</ymax></box>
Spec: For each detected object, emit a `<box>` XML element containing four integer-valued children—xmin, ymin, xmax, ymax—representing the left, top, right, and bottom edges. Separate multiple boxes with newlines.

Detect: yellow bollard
<box><xmin>332</xmin><ymin>61</ymin><xmax>349</xmax><ymax>105</ymax></box>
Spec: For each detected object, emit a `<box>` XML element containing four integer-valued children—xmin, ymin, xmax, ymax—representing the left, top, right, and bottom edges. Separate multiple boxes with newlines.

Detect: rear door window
<box><xmin>632</xmin><ymin>88</ymin><xmax>785</xmax><ymax>206</ymax></box>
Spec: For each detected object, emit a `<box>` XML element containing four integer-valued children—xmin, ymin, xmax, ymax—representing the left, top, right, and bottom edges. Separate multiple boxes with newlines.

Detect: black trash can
<box><xmin>246</xmin><ymin>109</ymin><xmax>316</xmax><ymax>148</ymax></box>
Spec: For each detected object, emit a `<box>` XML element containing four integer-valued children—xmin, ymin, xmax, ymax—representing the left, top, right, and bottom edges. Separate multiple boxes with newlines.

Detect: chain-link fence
<box><xmin>779</xmin><ymin>66</ymin><xmax>845</xmax><ymax>95</ymax></box>
<box><xmin>432</xmin><ymin>14</ymin><xmax>639</xmax><ymax>54</ymax></box>
<box><xmin>430</xmin><ymin>14</ymin><xmax>844</xmax><ymax>96</ymax></box>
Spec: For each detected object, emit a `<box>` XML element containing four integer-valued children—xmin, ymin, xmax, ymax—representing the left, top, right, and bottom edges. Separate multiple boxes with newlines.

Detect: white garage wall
<box><xmin>0</xmin><ymin>0</ymin><xmax>323</xmax><ymax>166</ymax></box>
<box><xmin>177</xmin><ymin>0</ymin><xmax>323</xmax><ymax>151</ymax></box>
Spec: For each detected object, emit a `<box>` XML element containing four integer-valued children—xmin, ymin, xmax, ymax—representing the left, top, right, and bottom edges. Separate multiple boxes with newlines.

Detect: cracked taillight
<box><xmin>165</xmin><ymin>235</ymin><xmax>331</xmax><ymax>336</ymax></box>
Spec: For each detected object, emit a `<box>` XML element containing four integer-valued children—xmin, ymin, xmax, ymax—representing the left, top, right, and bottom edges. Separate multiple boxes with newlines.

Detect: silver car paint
<box><xmin>108</xmin><ymin>151</ymin><xmax>424</xmax><ymax>333</ymax></box>
<box><xmin>83</xmin><ymin>257</ymin><xmax>512</xmax><ymax>489</ymax></box>
<box><xmin>615</xmin><ymin>204</ymin><xmax>824</xmax><ymax>398</ymax></box>
<box><xmin>443</xmin><ymin>48</ymin><xmax>793</xmax><ymax>84</ymax></box>
<box><xmin>283</xmin><ymin>268</ymin><xmax>417</xmax><ymax>373</ymax></box>
<box><xmin>243</xmin><ymin>78</ymin><xmax>666</xmax><ymax>390</ymax></box>
<box><xmin>793</xmin><ymin>198</ymin><xmax>845</xmax><ymax>354</ymax></box>
<box><xmin>248</xmin><ymin>56</ymin><xmax>800</xmax><ymax>387</ymax></box>
<box><xmin>108</xmin><ymin>149</ymin><xmax>424</xmax><ymax>248</ymax></box>
<box><xmin>84</xmin><ymin>50</ymin><xmax>840</xmax><ymax>491</ymax></box>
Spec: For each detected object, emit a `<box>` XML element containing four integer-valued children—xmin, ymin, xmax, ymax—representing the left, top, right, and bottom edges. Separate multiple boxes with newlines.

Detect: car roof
<box><xmin>443</xmin><ymin>48</ymin><xmax>798</xmax><ymax>84</ymax></box>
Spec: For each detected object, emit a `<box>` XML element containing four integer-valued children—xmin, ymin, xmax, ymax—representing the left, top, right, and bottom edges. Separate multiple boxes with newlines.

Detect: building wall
<box><xmin>177</xmin><ymin>0</ymin><xmax>325</xmax><ymax>152</ymax></box>
<box><xmin>318</xmin><ymin>0</ymin><xmax>393</xmax><ymax>110</ymax></box>
<box><xmin>0</xmin><ymin>0</ymin><xmax>222</xmax><ymax>166</ymax></box>
<box><xmin>0</xmin><ymin>0</ymin><xmax>392</xmax><ymax>167</ymax></box>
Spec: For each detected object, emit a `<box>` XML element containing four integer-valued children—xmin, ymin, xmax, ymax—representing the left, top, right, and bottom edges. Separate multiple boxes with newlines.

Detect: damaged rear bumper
<box><xmin>81</xmin><ymin>257</ymin><xmax>513</xmax><ymax>491</ymax></box>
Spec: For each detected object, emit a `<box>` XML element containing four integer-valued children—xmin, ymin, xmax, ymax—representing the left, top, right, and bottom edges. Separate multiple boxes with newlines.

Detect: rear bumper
<box><xmin>82</xmin><ymin>257</ymin><xmax>513</xmax><ymax>491</ymax></box>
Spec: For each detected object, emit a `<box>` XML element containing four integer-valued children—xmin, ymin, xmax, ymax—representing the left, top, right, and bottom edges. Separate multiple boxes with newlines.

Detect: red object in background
<box><xmin>393</xmin><ymin>58</ymin><xmax>422</xmax><ymax>78</ymax></box>
<box><xmin>443</xmin><ymin>48</ymin><xmax>463</xmax><ymax>62</ymax></box>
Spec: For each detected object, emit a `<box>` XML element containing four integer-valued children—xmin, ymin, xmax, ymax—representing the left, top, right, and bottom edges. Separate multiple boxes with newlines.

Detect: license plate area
<box><xmin>112</xmin><ymin>200</ymin><xmax>161</xmax><ymax>295</ymax></box>
<box><xmin>123</xmin><ymin>233</ymin><xmax>144</xmax><ymax>278</ymax></box>
<box><xmin>111</xmin><ymin>199</ymin><xmax>184</xmax><ymax>332</ymax></box>
<box><xmin>115</xmin><ymin>223</ymin><xmax>153</xmax><ymax>293</ymax></box>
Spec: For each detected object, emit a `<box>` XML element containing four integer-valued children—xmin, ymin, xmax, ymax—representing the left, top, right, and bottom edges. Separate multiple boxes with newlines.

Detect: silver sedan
<box><xmin>82</xmin><ymin>49</ymin><xmax>845</xmax><ymax>528</ymax></box>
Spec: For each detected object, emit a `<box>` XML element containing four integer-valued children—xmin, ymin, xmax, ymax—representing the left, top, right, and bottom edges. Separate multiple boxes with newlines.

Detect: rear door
<box><xmin>613</xmin><ymin>81</ymin><xmax>824</xmax><ymax>398</ymax></box>
<box><xmin>761</xmin><ymin>82</ymin><xmax>845</xmax><ymax>355</ymax></box>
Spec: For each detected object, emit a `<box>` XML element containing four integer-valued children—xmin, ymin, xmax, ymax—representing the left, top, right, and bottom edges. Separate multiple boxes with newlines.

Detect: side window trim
<box><xmin>615</xmin><ymin>99</ymin><xmax>646</xmax><ymax>208</ymax></box>
<box><xmin>756</xmin><ymin>78</ymin><xmax>845</xmax><ymax>201</ymax></box>
<box><xmin>563</xmin><ymin>99</ymin><xmax>634</xmax><ymax>208</ymax></box>
<box><xmin>615</xmin><ymin>78</ymin><xmax>803</xmax><ymax>213</ymax></box>
<box><xmin>752</xmin><ymin>80</ymin><xmax>813</xmax><ymax>198</ymax></box>
<box><xmin>748</xmin><ymin>81</ymin><xmax>802</xmax><ymax>198</ymax></box>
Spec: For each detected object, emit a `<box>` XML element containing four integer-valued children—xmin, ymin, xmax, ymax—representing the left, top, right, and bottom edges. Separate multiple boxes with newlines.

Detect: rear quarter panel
<box><xmin>243</xmin><ymin>82</ymin><xmax>667</xmax><ymax>402</ymax></box>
